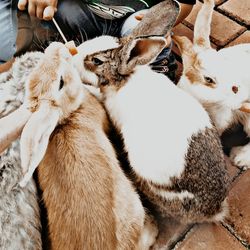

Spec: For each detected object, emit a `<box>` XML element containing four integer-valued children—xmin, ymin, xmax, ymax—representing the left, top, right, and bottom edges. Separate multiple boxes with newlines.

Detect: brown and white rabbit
<box><xmin>173</xmin><ymin>0</ymin><xmax>250</xmax><ymax>168</ymax></box>
<box><xmin>15</xmin><ymin>42</ymin><xmax>156</xmax><ymax>250</ymax></box>
<box><xmin>0</xmin><ymin>52</ymin><xmax>43</xmax><ymax>250</ymax></box>
<box><xmin>73</xmin><ymin>0</ymin><xmax>229</xmax><ymax>224</ymax></box>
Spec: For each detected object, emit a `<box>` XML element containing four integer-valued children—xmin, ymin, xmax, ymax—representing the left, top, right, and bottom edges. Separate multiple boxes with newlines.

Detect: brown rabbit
<box><xmin>16</xmin><ymin>42</ymin><xmax>157</xmax><ymax>250</ymax></box>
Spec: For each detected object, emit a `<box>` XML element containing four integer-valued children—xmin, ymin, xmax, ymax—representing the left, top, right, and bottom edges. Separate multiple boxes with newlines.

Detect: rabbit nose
<box><xmin>232</xmin><ymin>85</ymin><xmax>238</xmax><ymax>94</ymax></box>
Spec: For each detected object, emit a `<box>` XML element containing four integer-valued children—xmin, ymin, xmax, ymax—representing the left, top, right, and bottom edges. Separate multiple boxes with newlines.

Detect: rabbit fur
<box><xmin>174</xmin><ymin>0</ymin><xmax>250</xmax><ymax>168</ymax></box>
<box><xmin>17</xmin><ymin>42</ymin><xmax>157</xmax><ymax>250</ymax></box>
<box><xmin>73</xmin><ymin>0</ymin><xmax>229</xmax><ymax>224</ymax></box>
<box><xmin>0</xmin><ymin>52</ymin><xmax>42</xmax><ymax>249</ymax></box>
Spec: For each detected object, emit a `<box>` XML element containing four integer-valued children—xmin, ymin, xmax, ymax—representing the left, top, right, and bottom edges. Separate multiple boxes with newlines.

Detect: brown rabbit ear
<box><xmin>172</xmin><ymin>35</ymin><xmax>197</xmax><ymax>71</ymax></box>
<box><xmin>118</xmin><ymin>36</ymin><xmax>166</xmax><ymax>75</ymax></box>
<box><xmin>130</xmin><ymin>0</ymin><xmax>180</xmax><ymax>38</ymax></box>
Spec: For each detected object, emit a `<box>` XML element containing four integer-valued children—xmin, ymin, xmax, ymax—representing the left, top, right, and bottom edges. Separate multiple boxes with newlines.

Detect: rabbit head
<box><xmin>173</xmin><ymin>0</ymin><xmax>249</xmax><ymax>110</ymax></box>
<box><xmin>73</xmin><ymin>0</ymin><xmax>179</xmax><ymax>89</ymax></box>
<box><xmin>23</xmin><ymin>42</ymin><xmax>83</xmax><ymax>118</ymax></box>
<box><xmin>74</xmin><ymin>35</ymin><xmax>167</xmax><ymax>90</ymax></box>
<box><xmin>19</xmin><ymin>42</ymin><xmax>84</xmax><ymax>187</ymax></box>
<box><xmin>174</xmin><ymin>36</ymin><xmax>248</xmax><ymax>110</ymax></box>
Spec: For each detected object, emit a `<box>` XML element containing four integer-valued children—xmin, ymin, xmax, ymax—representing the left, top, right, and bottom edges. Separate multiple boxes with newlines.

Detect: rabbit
<box><xmin>173</xmin><ymin>0</ymin><xmax>250</xmax><ymax>168</ymax></box>
<box><xmin>0</xmin><ymin>152</ymin><xmax>41</xmax><ymax>250</ymax></box>
<box><xmin>0</xmin><ymin>51</ymin><xmax>43</xmax><ymax>117</ymax></box>
<box><xmin>0</xmin><ymin>52</ymin><xmax>43</xmax><ymax>249</ymax></box>
<box><xmin>72</xmin><ymin>0</ymin><xmax>229</xmax><ymax>225</ymax></box>
<box><xmin>11</xmin><ymin>41</ymin><xmax>158</xmax><ymax>250</ymax></box>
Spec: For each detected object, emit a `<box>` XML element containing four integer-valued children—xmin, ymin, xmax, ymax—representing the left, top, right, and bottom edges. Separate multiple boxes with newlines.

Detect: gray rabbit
<box><xmin>0</xmin><ymin>52</ymin><xmax>43</xmax><ymax>250</ymax></box>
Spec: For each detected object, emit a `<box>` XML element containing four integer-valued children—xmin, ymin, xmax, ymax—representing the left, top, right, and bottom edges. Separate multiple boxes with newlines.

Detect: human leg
<box><xmin>53</xmin><ymin>0</ymin><xmax>125</xmax><ymax>43</ymax></box>
<box><xmin>0</xmin><ymin>0</ymin><xmax>18</xmax><ymax>64</ymax></box>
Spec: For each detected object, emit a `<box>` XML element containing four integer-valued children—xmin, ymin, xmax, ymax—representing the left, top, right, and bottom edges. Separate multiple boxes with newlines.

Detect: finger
<box><xmin>43</xmin><ymin>6</ymin><xmax>56</xmax><ymax>20</ymax></box>
<box><xmin>135</xmin><ymin>14</ymin><xmax>144</xmax><ymax>21</ymax></box>
<box><xmin>28</xmin><ymin>2</ymin><xmax>36</xmax><ymax>17</ymax></box>
<box><xmin>164</xmin><ymin>32</ymin><xmax>172</xmax><ymax>47</ymax></box>
<box><xmin>36</xmin><ymin>5</ymin><xmax>44</xmax><ymax>19</ymax></box>
<box><xmin>18</xmin><ymin>0</ymin><xmax>28</xmax><ymax>10</ymax></box>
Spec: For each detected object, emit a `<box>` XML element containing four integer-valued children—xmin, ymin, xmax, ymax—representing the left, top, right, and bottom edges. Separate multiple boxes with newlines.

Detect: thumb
<box><xmin>18</xmin><ymin>0</ymin><xmax>28</xmax><ymax>10</ymax></box>
<box><xmin>43</xmin><ymin>6</ymin><xmax>57</xmax><ymax>20</ymax></box>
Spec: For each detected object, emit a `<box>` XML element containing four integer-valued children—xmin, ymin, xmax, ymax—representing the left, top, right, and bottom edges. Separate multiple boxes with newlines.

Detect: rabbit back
<box><xmin>105</xmin><ymin>68</ymin><xmax>213</xmax><ymax>184</ymax></box>
<box><xmin>37</xmin><ymin>90</ymin><xmax>146</xmax><ymax>250</ymax></box>
<box><xmin>135</xmin><ymin>126</ymin><xmax>229</xmax><ymax>223</ymax></box>
<box><xmin>102</xmin><ymin>67</ymin><xmax>229</xmax><ymax>223</ymax></box>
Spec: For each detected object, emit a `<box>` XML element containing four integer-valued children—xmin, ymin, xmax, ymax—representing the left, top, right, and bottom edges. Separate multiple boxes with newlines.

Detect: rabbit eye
<box><xmin>204</xmin><ymin>76</ymin><xmax>215</xmax><ymax>84</ymax></box>
<box><xmin>59</xmin><ymin>77</ymin><xmax>64</xmax><ymax>90</ymax></box>
<box><xmin>92</xmin><ymin>57</ymin><xmax>103</xmax><ymax>66</ymax></box>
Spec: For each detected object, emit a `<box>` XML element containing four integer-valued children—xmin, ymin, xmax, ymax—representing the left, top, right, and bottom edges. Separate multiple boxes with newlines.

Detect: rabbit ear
<box><xmin>173</xmin><ymin>35</ymin><xmax>197</xmax><ymax>71</ymax></box>
<box><xmin>19</xmin><ymin>102</ymin><xmax>60</xmax><ymax>187</ymax></box>
<box><xmin>193</xmin><ymin>0</ymin><xmax>214</xmax><ymax>50</ymax></box>
<box><xmin>130</xmin><ymin>0</ymin><xmax>180</xmax><ymax>38</ymax></box>
<box><xmin>0</xmin><ymin>105</ymin><xmax>31</xmax><ymax>154</ymax></box>
<box><xmin>118</xmin><ymin>36</ymin><xmax>167</xmax><ymax>75</ymax></box>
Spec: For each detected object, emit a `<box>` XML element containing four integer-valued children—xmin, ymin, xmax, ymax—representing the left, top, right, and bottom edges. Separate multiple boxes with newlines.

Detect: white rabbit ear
<box><xmin>118</xmin><ymin>36</ymin><xmax>166</xmax><ymax>75</ymax></box>
<box><xmin>173</xmin><ymin>35</ymin><xmax>197</xmax><ymax>71</ymax></box>
<box><xmin>19</xmin><ymin>102</ymin><xmax>60</xmax><ymax>187</ymax></box>
<box><xmin>193</xmin><ymin>0</ymin><xmax>214</xmax><ymax>50</ymax></box>
<box><xmin>130</xmin><ymin>0</ymin><xmax>180</xmax><ymax>38</ymax></box>
<box><xmin>0</xmin><ymin>105</ymin><xmax>31</xmax><ymax>154</ymax></box>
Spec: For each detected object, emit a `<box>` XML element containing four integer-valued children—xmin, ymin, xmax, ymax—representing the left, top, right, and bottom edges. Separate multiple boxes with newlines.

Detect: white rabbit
<box><xmin>173</xmin><ymin>0</ymin><xmax>250</xmax><ymax>168</ymax></box>
<box><xmin>73</xmin><ymin>0</ymin><xmax>229</xmax><ymax>225</ymax></box>
<box><xmin>0</xmin><ymin>52</ymin><xmax>42</xmax><ymax>249</ymax></box>
<box><xmin>8</xmin><ymin>42</ymin><xmax>157</xmax><ymax>250</ymax></box>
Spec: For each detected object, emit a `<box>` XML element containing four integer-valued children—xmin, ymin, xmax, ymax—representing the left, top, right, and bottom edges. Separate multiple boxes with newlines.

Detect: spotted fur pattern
<box><xmin>0</xmin><ymin>52</ymin><xmax>43</xmax><ymax>249</ymax></box>
<box><xmin>135</xmin><ymin>127</ymin><xmax>229</xmax><ymax>223</ymax></box>
<box><xmin>0</xmin><ymin>154</ymin><xmax>41</xmax><ymax>250</ymax></box>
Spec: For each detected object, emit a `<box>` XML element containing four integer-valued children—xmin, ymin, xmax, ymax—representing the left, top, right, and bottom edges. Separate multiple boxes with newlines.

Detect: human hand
<box><xmin>18</xmin><ymin>0</ymin><xmax>58</xmax><ymax>20</ymax></box>
<box><xmin>134</xmin><ymin>13</ymin><xmax>172</xmax><ymax>47</ymax></box>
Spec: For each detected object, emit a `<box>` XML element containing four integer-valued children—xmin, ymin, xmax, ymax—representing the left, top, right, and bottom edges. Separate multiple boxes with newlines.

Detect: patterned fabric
<box><xmin>84</xmin><ymin>0</ymin><xmax>157</xmax><ymax>19</ymax></box>
<box><xmin>178</xmin><ymin>0</ymin><xmax>196</xmax><ymax>4</ymax></box>
<box><xmin>84</xmin><ymin>0</ymin><xmax>195</xmax><ymax>19</ymax></box>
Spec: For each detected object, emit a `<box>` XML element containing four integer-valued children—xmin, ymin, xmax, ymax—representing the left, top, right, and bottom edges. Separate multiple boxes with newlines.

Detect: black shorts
<box><xmin>53</xmin><ymin>0</ymin><xmax>131</xmax><ymax>42</ymax></box>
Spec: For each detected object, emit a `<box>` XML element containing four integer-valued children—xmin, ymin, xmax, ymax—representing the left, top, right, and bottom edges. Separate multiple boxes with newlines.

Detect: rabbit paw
<box><xmin>230</xmin><ymin>145</ymin><xmax>250</xmax><ymax>169</ymax></box>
